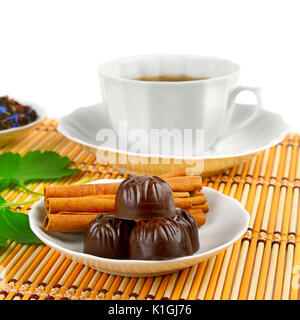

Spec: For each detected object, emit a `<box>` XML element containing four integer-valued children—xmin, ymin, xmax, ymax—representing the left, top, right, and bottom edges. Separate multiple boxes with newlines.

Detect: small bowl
<box><xmin>0</xmin><ymin>97</ymin><xmax>46</xmax><ymax>146</ymax></box>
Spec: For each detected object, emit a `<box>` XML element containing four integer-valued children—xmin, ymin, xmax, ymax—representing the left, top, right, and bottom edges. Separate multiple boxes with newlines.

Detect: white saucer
<box><xmin>29</xmin><ymin>179</ymin><xmax>250</xmax><ymax>277</ymax></box>
<box><xmin>58</xmin><ymin>102</ymin><xmax>289</xmax><ymax>175</ymax></box>
<box><xmin>0</xmin><ymin>97</ymin><xmax>46</xmax><ymax>145</ymax></box>
<box><xmin>58</xmin><ymin>102</ymin><xmax>289</xmax><ymax>158</ymax></box>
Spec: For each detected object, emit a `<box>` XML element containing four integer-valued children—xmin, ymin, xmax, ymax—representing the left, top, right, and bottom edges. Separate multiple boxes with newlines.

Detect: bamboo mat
<box><xmin>0</xmin><ymin>119</ymin><xmax>299</xmax><ymax>300</ymax></box>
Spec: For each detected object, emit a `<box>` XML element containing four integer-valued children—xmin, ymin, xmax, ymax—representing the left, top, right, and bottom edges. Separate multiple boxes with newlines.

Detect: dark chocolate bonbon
<box><xmin>84</xmin><ymin>214</ymin><xmax>135</xmax><ymax>259</ymax></box>
<box><xmin>129</xmin><ymin>217</ymin><xmax>193</xmax><ymax>260</ymax></box>
<box><xmin>173</xmin><ymin>208</ymin><xmax>200</xmax><ymax>253</ymax></box>
<box><xmin>115</xmin><ymin>176</ymin><xmax>176</xmax><ymax>220</ymax></box>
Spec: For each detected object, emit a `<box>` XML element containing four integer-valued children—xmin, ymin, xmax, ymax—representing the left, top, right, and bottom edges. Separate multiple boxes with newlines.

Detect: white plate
<box><xmin>29</xmin><ymin>179</ymin><xmax>250</xmax><ymax>277</ymax></box>
<box><xmin>0</xmin><ymin>97</ymin><xmax>46</xmax><ymax>145</ymax></box>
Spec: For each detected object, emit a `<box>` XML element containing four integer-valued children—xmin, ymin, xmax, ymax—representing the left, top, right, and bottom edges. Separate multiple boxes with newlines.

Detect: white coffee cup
<box><xmin>98</xmin><ymin>55</ymin><xmax>262</xmax><ymax>151</ymax></box>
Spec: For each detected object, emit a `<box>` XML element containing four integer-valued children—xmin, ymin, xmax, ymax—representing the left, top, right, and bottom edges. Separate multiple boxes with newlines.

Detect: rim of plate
<box><xmin>57</xmin><ymin>103</ymin><xmax>290</xmax><ymax>160</ymax></box>
<box><xmin>29</xmin><ymin>179</ymin><xmax>250</xmax><ymax>266</ymax></box>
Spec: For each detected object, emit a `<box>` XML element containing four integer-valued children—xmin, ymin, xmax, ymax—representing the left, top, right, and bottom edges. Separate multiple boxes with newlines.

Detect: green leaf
<box><xmin>0</xmin><ymin>151</ymin><xmax>80</xmax><ymax>245</ymax></box>
<box><xmin>0</xmin><ymin>153</ymin><xmax>22</xmax><ymax>187</ymax></box>
<box><xmin>0</xmin><ymin>177</ymin><xmax>11</xmax><ymax>192</ymax></box>
<box><xmin>0</xmin><ymin>195</ymin><xmax>42</xmax><ymax>246</ymax></box>
<box><xmin>0</xmin><ymin>151</ymin><xmax>80</xmax><ymax>193</ymax></box>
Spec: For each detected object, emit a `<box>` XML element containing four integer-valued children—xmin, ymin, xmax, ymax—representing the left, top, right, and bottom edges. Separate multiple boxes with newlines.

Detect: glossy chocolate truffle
<box><xmin>129</xmin><ymin>217</ymin><xmax>193</xmax><ymax>260</ymax></box>
<box><xmin>115</xmin><ymin>176</ymin><xmax>176</xmax><ymax>220</ymax></box>
<box><xmin>173</xmin><ymin>208</ymin><xmax>200</xmax><ymax>253</ymax></box>
<box><xmin>84</xmin><ymin>215</ymin><xmax>135</xmax><ymax>259</ymax></box>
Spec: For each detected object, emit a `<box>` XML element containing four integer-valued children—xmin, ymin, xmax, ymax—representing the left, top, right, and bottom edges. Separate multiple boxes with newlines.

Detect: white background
<box><xmin>0</xmin><ymin>0</ymin><xmax>299</xmax><ymax>130</ymax></box>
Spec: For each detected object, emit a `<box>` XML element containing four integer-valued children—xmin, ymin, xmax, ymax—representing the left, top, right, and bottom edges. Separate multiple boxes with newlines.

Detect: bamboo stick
<box><xmin>216</xmin><ymin>161</ymin><xmax>250</xmax><ymax>300</ymax></box>
<box><xmin>105</xmin><ymin>276</ymin><xmax>123</xmax><ymax>300</ymax></box>
<box><xmin>155</xmin><ymin>275</ymin><xmax>171</xmax><ymax>300</ymax></box>
<box><xmin>161</xmin><ymin>272</ymin><xmax>178</xmax><ymax>300</ymax></box>
<box><xmin>197</xmin><ymin>256</ymin><xmax>217</xmax><ymax>300</ymax></box>
<box><xmin>128</xmin><ymin>278</ymin><xmax>145</xmax><ymax>300</ymax></box>
<box><xmin>263</xmin><ymin>138</ymin><xmax>288</xmax><ymax>299</ymax></box>
<box><xmin>87</xmin><ymin>273</ymin><xmax>109</xmax><ymax>300</ymax></box>
<box><xmin>187</xmin><ymin>262</ymin><xmax>207</xmax><ymax>300</ymax></box>
<box><xmin>205</xmin><ymin>183</ymin><xmax>238</xmax><ymax>300</ymax></box>
<box><xmin>171</xmin><ymin>268</ymin><xmax>190</xmax><ymax>300</ymax></box>
<box><xmin>281</xmin><ymin>135</ymin><xmax>299</xmax><ymax>299</ymax></box>
<box><xmin>179</xmin><ymin>265</ymin><xmax>198</xmax><ymax>300</ymax></box>
<box><xmin>22</xmin><ymin>250</ymin><xmax>60</xmax><ymax>300</ymax></box>
<box><xmin>255</xmin><ymin>140</ymin><xmax>287</xmax><ymax>299</ymax></box>
<box><xmin>255</xmin><ymin>140</ymin><xmax>285</xmax><ymax>299</ymax></box>
<box><xmin>45</xmin><ymin>260</ymin><xmax>78</xmax><ymax>299</ymax></box>
<box><xmin>273</xmin><ymin>185</ymin><xmax>293</xmax><ymax>299</ymax></box>
<box><xmin>282</xmin><ymin>245</ymin><xmax>294</xmax><ymax>300</ymax></box>
<box><xmin>9</xmin><ymin>245</ymin><xmax>47</xmax><ymax>300</ymax></box>
<box><xmin>71</xmin><ymin>268</ymin><xmax>96</xmax><ymax>300</ymax></box>
<box><xmin>38</xmin><ymin>257</ymin><xmax>72</xmax><ymax>300</ymax></box>
<box><xmin>119</xmin><ymin>277</ymin><xmax>138</xmax><ymax>300</ymax></box>
<box><xmin>78</xmin><ymin>270</ymin><xmax>102</xmax><ymax>300</ymax></box>
<box><xmin>111</xmin><ymin>276</ymin><xmax>130</xmax><ymax>300</ymax></box>
<box><xmin>290</xmin><ymin>134</ymin><xmax>300</xmax><ymax>300</ymax></box>
<box><xmin>145</xmin><ymin>277</ymin><xmax>162</xmax><ymax>300</ymax></box>
<box><xmin>63</xmin><ymin>265</ymin><xmax>91</xmax><ymax>299</ymax></box>
<box><xmin>137</xmin><ymin>277</ymin><xmax>154</xmax><ymax>300</ymax></box>
<box><xmin>54</xmin><ymin>263</ymin><xmax>85</xmax><ymax>300</ymax></box>
<box><xmin>3</xmin><ymin>245</ymin><xmax>37</xmax><ymax>283</ymax></box>
<box><xmin>30</xmin><ymin>253</ymin><xmax>66</xmax><ymax>299</ymax></box>
<box><xmin>290</xmin><ymin>193</ymin><xmax>300</xmax><ymax>299</ymax></box>
<box><xmin>0</xmin><ymin>242</ymin><xmax>17</xmax><ymax>266</ymax></box>
<box><xmin>223</xmin><ymin>154</ymin><xmax>262</xmax><ymax>299</ymax></box>
<box><xmin>238</xmin><ymin>147</ymin><xmax>276</xmax><ymax>299</ymax></box>
<box><xmin>0</xmin><ymin>245</ymin><xmax>29</xmax><ymax>280</ymax></box>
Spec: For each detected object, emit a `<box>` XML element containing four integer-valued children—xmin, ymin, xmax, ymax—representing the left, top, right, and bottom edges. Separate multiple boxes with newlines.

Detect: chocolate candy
<box><xmin>173</xmin><ymin>208</ymin><xmax>200</xmax><ymax>253</ymax></box>
<box><xmin>84</xmin><ymin>215</ymin><xmax>135</xmax><ymax>259</ymax></box>
<box><xmin>115</xmin><ymin>176</ymin><xmax>176</xmax><ymax>220</ymax></box>
<box><xmin>129</xmin><ymin>217</ymin><xmax>193</xmax><ymax>260</ymax></box>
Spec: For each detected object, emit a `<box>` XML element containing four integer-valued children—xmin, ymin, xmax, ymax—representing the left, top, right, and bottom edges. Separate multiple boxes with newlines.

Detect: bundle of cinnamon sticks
<box><xmin>43</xmin><ymin>175</ymin><xmax>209</xmax><ymax>232</ymax></box>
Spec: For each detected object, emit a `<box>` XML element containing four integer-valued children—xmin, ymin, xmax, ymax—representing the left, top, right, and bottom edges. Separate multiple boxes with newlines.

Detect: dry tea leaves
<box><xmin>0</xmin><ymin>96</ymin><xmax>37</xmax><ymax>130</ymax></box>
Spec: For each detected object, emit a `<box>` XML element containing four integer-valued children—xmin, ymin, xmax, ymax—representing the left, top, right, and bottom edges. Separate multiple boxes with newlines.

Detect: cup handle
<box><xmin>221</xmin><ymin>86</ymin><xmax>263</xmax><ymax>139</ymax></box>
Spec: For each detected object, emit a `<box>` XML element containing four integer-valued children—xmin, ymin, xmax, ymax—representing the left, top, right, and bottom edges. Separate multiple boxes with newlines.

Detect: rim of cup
<box><xmin>98</xmin><ymin>54</ymin><xmax>240</xmax><ymax>84</ymax></box>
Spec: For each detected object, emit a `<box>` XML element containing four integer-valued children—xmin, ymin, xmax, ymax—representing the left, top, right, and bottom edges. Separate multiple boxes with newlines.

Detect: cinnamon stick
<box><xmin>172</xmin><ymin>192</ymin><xmax>190</xmax><ymax>198</ymax></box>
<box><xmin>189</xmin><ymin>211</ymin><xmax>206</xmax><ymax>227</ymax></box>
<box><xmin>43</xmin><ymin>209</ymin><xmax>207</xmax><ymax>232</ymax></box>
<box><xmin>189</xmin><ymin>203</ymin><xmax>210</xmax><ymax>213</ymax></box>
<box><xmin>191</xmin><ymin>190</ymin><xmax>204</xmax><ymax>196</ymax></box>
<box><xmin>46</xmin><ymin>194</ymin><xmax>206</xmax><ymax>214</ymax></box>
<box><xmin>43</xmin><ymin>213</ymin><xmax>98</xmax><ymax>232</ymax></box>
<box><xmin>44</xmin><ymin>176</ymin><xmax>202</xmax><ymax>198</ymax></box>
<box><xmin>160</xmin><ymin>168</ymin><xmax>203</xmax><ymax>178</ymax></box>
<box><xmin>160</xmin><ymin>168</ymin><xmax>189</xmax><ymax>178</ymax></box>
<box><xmin>190</xmin><ymin>195</ymin><xmax>207</xmax><ymax>205</ymax></box>
<box><xmin>44</xmin><ymin>183</ymin><xmax>120</xmax><ymax>199</ymax></box>
<box><xmin>46</xmin><ymin>196</ymin><xmax>115</xmax><ymax>214</ymax></box>
<box><xmin>174</xmin><ymin>197</ymin><xmax>192</xmax><ymax>209</ymax></box>
<box><xmin>164</xmin><ymin>176</ymin><xmax>202</xmax><ymax>192</ymax></box>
